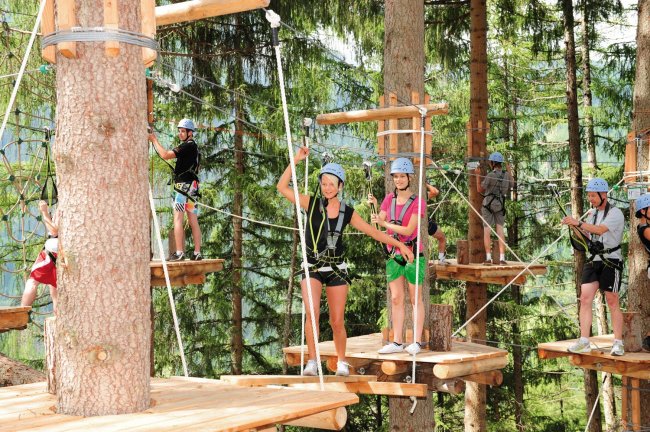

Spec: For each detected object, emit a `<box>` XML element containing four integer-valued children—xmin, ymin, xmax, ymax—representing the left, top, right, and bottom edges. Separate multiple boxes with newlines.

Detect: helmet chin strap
<box><xmin>597</xmin><ymin>192</ymin><xmax>605</xmax><ymax>207</ymax></box>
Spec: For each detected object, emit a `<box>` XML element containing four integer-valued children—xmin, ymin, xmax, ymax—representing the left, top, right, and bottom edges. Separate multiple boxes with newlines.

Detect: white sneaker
<box><xmin>438</xmin><ymin>257</ymin><xmax>447</xmax><ymax>265</ymax></box>
<box><xmin>378</xmin><ymin>342</ymin><xmax>404</xmax><ymax>354</ymax></box>
<box><xmin>335</xmin><ymin>361</ymin><xmax>350</xmax><ymax>377</ymax></box>
<box><xmin>303</xmin><ymin>360</ymin><xmax>318</xmax><ymax>376</ymax></box>
<box><xmin>405</xmin><ymin>342</ymin><xmax>422</xmax><ymax>356</ymax></box>
<box><xmin>610</xmin><ymin>340</ymin><xmax>625</xmax><ymax>356</ymax></box>
<box><xmin>567</xmin><ymin>338</ymin><xmax>592</xmax><ymax>354</ymax></box>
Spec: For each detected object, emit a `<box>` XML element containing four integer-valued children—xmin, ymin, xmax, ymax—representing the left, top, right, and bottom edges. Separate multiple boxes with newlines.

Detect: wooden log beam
<box><xmin>55</xmin><ymin>0</ymin><xmax>76</xmax><ymax>58</ymax></box>
<box><xmin>623</xmin><ymin>311</ymin><xmax>643</xmax><ymax>352</ymax></box>
<box><xmin>458</xmin><ymin>370</ymin><xmax>503</xmax><ymax>386</ymax></box>
<box><xmin>41</xmin><ymin>0</ymin><xmax>56</xmax><ymax>63</ymax></box>
<box><xmin>103</xmin><ymin>0</ymin><xmax>120</xmax><ymax>57</ymax></box>
<box><xmin>631</xmin><ymin>378</ymin><xmax>641</xmax><ymax>431</ymax></box>
<box><xmin>569</xmin><ymin>354</ymin><xmax>615</xmax><ymax>368</ymax></box>
<box><xmin>289</xmin><ymin>381</ymin><xmax>428</xmax><ymax>398</ymax></box>
<box><xmin>316</xmin><ymin>103</ymin><xmax>449</xmax><ymax>126</ymax></box>
<box><xmin>0</xmin><ymin>306</ymin><xmax>30</xmax><ymax>330</ymax></box>
<box><xmin>433</xmin><ymin>356</ymin><xmax>508</xmax><ymax>379</ymax></box>
<box><xmin>429</xmin><ymin>304</ymin><xmax>452</xmax><ymax>351</ymax></box>
<box><xmin>429</xmin><ymin>377</ymin><xmax>465</xmax><ymax>395</ymax></box>
<box><xmin>380</xmin><ymin>361</ymin><xmax>408</xmax><ymax>376</ymax></box>
<box><xmin>155</xmin><ymin>0</ymin><xmax>270</xmax><ymax>27</ymax></box>
<box><xmin>283</xmin><ymin>407</ymin><xmax>347</xmax><ymax>430</ymax></box>
<box><xmin>219</xmin><ymin>375</ymin><xmax>376</xmax><ymax>386</ymax></box>
<box><xmin>141</xmin><ymin>0</ymin><xmax>157</xmax><ymax>66</ymax></box>
<box><xmin>537</xmin><ymin>348</ymin><xmax>569</xmax><ymax>360</ymax></box>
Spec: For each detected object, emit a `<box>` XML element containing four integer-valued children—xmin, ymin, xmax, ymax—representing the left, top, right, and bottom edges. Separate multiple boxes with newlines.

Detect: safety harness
<box><xmin>383</xmin><ymin>194</ymin><xmax>422</xmax><ymax>266</ymax></box>
<box><xmin>482</xmin><ymin>170</ymin><xmax>507</xmax><ymax>216</ymax></box>
<box><xmin>304</xmin><ymin>195</ymin><xmax>350</xmax><ymax>279</ymax></box>
<box><xmin>580</xmin><ymin>203</ymin><xmax>622</xmax><ymax>270</ymax></box>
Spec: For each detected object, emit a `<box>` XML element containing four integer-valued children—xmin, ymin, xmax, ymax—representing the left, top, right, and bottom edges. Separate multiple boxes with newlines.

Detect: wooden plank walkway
<box><xmin>150</xmin><ymin>258</ymin><xmax>224</xmax><ymax>286</ymax></box>
<box><xmin>431</xmin><ymin>259</ymin><xmax>547</xmax><ymax>285</ymax></box>
<box><xmin>538</xmin><ymin>334</ymin><xmax>650</xmax><ymax>379</ymax></box>
<box><xmin>0</xmin><ymin>306</ymin><xmax>30</xmax><ymax>333</ymax></box>
<box><xmin>0</xmin><ymin>376</ymin><xmax>358</xmax><ymax>432</ymax></box>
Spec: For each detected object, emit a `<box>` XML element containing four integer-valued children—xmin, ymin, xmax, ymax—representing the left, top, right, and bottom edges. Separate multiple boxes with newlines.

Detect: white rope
<box><xmin>196</xmin><ymin>201</ymin><xmax>297</xmax><ymax>231</ymax></box>
<box><xmin>267</xmin><ymin>9</ymin><xmax>324</xmax><ymax>389</ymax></box>
<box><xmin>148</xmin><ymin>185</ymin><xmax>189</xmax><ymax>377</ymax></box>
<box><xmin>300</xmin><ymin>121</ymin><xmax>310</xmax><ymax>376</ymax></box>
<box><xmin>0</xmin><ymin>0</ymin><xmax>46</xmax><ymax>146</ymax></box>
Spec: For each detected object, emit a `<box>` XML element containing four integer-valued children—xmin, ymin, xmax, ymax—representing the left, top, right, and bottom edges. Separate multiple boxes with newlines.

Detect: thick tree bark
<box><xmin>630</xmin><ymin>0</ymin><xmax>650</xmax><ymax>423</ymax></box>
<box><xmin>581</xmin><ymin>1</ymin><xmax>598</xmax><ymax>171</ymax></box>
<box><xmin>562</xmin><ymin>0</ymin><xmax>602</xmax><ymax>430</ymax></box>
<box><xmin>231</xmin><ymin>50</ymin><xmax>245</xmax><ymax>375</ymax></box>
<box><xmin>384</xmin><ymin>0</ymin><xmax>434</xmax><ymax>429</ymax></box>
<box><xmin>465</xmin><ymin>0</ymin><xmax>489</xmax><ymax>430</ymax></box>
<box><xmin>54</xmin><ymin>0</ymin><xmax>150</xmax><ymax>415</ymax></box>
<box><xmin>0</xmin><ymin>352</ymin><xmax>45</xmax><ymax>387</ymax></box>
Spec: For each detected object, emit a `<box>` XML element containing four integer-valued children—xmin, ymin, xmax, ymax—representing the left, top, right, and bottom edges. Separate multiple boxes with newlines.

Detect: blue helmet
<box><xmin>488</xmin><ymin>152</ymin><xmax>504</xmax><ymax>163</ymax></box>
<box><xmin>390</xmin><ymin>158</ymin><xmax>414</xmax><ymax>175</ymax></box>
<box><xmin>177</xmin><ymin>118</ymin><xmax>196</xmax><ymax>131</ymax></box>
<box><xmin>636</xmin><ymin>194</ymin><xmax>650</xmax><ymax>218</ymax></box>
<box><xmin>585</xmin><ymin>178</ymin><xmax>608</xmax><ymax>193</ymax></box>
<box><xmin>320</xmin><ymin>163</ymin><xmax>345</xmax><ymax>183</ymax></box>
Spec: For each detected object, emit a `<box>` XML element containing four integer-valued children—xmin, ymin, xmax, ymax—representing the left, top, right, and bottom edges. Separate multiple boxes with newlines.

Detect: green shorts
<box><xmin>386</xmin><ymin>255</ymin><xmax>426</xmax><ymax>284</ymax></box>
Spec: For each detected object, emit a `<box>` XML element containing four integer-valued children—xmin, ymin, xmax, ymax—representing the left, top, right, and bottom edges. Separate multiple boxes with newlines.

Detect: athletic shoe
<box><xmin>190</xmin><ymin>251</ymin><xmax>203</xmax><ymax>261</ymax></box>
<box><xmin>335</xmin><ymin>361</ymin><xmax>350</xmax><ymax>377</ymax></box>
<box><xmin>438</xmin><ymin>257</ymin><xmax>447</xmax><ymax>265</ymax></box>
<box><xmin>405</xmin><ymin>342</ymin><xmax>422</xmax><ymax>356</ymax></box>
<box><xmin>483</xmin><ymin>260</ymin><xmax>492</xmax><ymax>265</ymax></box>
<box><xmin>303</xmin><ymin>360</ymin><xmax>318</xmax><ymax>376</ymax></box>
<box><xmin>167</xmin><ymin>252</ymin><xmax>184</xmax><ymax>261</ymax></box>
<box><xmin>567</xmin><ymin>338</ymin><xmax>592</xmax><ymax>354</ymax></box>
<box><xmin>378</xmin><ymin>342</ymin><xmax>404</xmax><ymax>354</ymax></box>
<box><xmin>610</xmin><ymin>340</ymin><xmax>625</xmax><ymax>356</ymax></box>
<box><xmin>499</xmin><ymin>260</ymin><xmax>508</xmax><ymax>265</ymax></box>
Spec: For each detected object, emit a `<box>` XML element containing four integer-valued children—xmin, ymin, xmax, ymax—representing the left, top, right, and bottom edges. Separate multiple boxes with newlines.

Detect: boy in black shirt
<box><xmin>149</xmin><ymin>118</ymin><xmax>202</xmax><ymax>261</ymax></box>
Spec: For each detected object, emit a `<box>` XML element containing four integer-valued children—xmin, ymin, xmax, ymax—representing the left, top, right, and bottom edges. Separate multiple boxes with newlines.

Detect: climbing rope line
<box><xmin>267</xmin><ymin>9</ymin><xmax>324</xmax><ymax>389</ymax></box>
<box><xmin>148</xmin><ymin>184</ymin><xmax>189</xmax><ymax>377</ymax></box>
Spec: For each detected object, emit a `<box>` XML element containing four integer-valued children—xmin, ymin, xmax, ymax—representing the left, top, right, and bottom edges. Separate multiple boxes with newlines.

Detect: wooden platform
<box><xmin>0</xmin><ymin>376</ymin><xmax>358</xmax><ymax>431</ymax></box>
<box><xmin>0</xmin><ymin>306</ymin><xmax>30</xmax><ymax>333</ymax></box>
<box><xmin>538</xmin><ymin>335</ymin><xmax>650</xmax><ymax>379</ymax></box>
<box><xmin>431</xmin><ymin>259</ymin><xmax>547</xmax><ymax>285</ymax></box>
<box><xmin>150</xmin><ymin>259</ymin><xmax>224</xmax><ymax>286</ymax></box>
<box><xmin>284</xmin><ymin>333</ymin><xmax>508</xmax><ymax>385</ymax></box>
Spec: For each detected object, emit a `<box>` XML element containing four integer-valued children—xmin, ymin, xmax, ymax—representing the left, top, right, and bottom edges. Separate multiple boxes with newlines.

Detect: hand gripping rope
<box><xmin>266</xmin><ymin>9</ymin><xmax>325</xmax><ymax>389</ymax></box>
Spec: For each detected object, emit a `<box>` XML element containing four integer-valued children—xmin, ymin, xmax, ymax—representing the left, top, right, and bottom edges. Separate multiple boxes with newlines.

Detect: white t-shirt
<box><xmin>588</xmin><ymin>204</ymin><xmax>624</xmax><ymax>261</ymax></box>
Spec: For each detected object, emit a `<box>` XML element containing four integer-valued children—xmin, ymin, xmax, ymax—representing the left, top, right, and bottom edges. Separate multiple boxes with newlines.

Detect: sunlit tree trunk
<box><xmin>581</xmin><ymin>0</ymin><xmax>598</xmax><ymax>171</ymax></box>
<box><xmin>54</xmin><ymin>0</ymin><xmax>150</xmax><ymax>415</ymax></box>
<box><xmin>630</xmin><ymin>0</ymin><xmax>650</xmax><ymax>422</ymax></box>
<box><xmin>384</xmin><ymin>0</ymin><xmax>434</xmax><ymax>429</ymax></box>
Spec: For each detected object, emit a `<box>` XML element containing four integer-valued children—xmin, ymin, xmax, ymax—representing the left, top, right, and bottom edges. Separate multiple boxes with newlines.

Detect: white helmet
<box><xmin>177</xmin><ymin>118</ymin><xmax>196</xmax><ymax>131</ymax></box>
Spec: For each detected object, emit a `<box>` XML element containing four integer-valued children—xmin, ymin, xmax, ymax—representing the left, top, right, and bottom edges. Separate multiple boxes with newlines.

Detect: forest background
<box><xmin>0</xmin><ymin>0</ymin><xmax>640</xmax><ymax>430</ymax></box>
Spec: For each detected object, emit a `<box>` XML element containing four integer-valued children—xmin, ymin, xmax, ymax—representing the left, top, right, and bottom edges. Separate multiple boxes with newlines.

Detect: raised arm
<box><xmin>351</xmin><ymin>212</ymin><xmax>414</xmax><ymax>262</ymax></box>
<box><xmin>277</xmin><ymin>146</ymin><xmax>311</xmax><ymax>210</ymax></box>
<box><xmin>426</xmin><ymin>183</ymin><xmax>439</xmax><ymax>200</ymax></box>
<box><xmin>475</xmin><ymin>167</ymin><xmax>486</xmax><ymax>193</ymax></box>
<box><xmin>149</xmin><ymin>133</ymin><xmax>176</xmax><ymax>160</ymax></box>
<box><xmin>38</xmin><ymin>200</ymin><xmax>58</xmax><ymax>236</ymax></box>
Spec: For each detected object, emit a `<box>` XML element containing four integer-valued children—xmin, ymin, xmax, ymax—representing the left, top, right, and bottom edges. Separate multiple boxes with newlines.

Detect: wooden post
<box><xmin>632</xmin><ymin>378</ymin><xmax>641</xmax><ymax>431</ymax></box>
<box><xmin>623</xmin><ymin>311</ymin><xmax>643</xmax><ymax>352</ymax></box>
<box><xmin>491</xmin><ymin>239</ymin><xmax>500</xmax><ymax>264</ymax></box>
<box><xmin>388</xmin><ymin>93</ymin><xmax>398</xmax><ymax>157</ymax></box>
<box><xmin>457</xmin><ymin>240</ymin><xmax>469</xmax><ymax>264</ymax></box>
<box><xmin>142</xmin><ymin>0</ymin><xmax>157</xmax><ymax>66</ymax></box>
<box><xmin>283</xmin><ymin>407</ymin><xmax>347</xmax><ymax>430</ymax></box>
<box><xmin>625</xmin><ymin>131</ymin><xmax>638</xmax><ymax>184</ymax></box>
<box><xmin>429</xmin><ymin>304</ymin><xmax>452</xmax><ymax>351</ymax></box>
<box><xmin>56</xmin><ymin>0</ymin><xmax>77</xmax><ymax>58</ymax></box>
<box><xmin>41</xmin><ymin>0</ymin><xmax>56</xmax><ymax>63</ymax></box>
<box><xmin>45</xmin><ymin>316</ymin><xmax>56</xmax><ymax>394</ymax></box>
<box><xmin>155</xmin><ymin>0</ymin><xmax>271</xmax><ymax>26</ymax></box>
<box><xmin>103</xmin><ymin>0</ymin><xmax>120</xmax><ymax>57</ymax></box>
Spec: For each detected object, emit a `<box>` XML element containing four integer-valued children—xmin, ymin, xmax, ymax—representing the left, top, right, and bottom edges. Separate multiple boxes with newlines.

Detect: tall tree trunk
<box><xmin>562</xmin><ymin>0</ymin><xmax>602</xmax><ymax>430</ymax></box>
<box><xmin>384</xmin><ymin>0</ymin><xmax>434</xmax><ymax>429</ymax></box>
<box><xmin>595</xmin><ymin>292</ymin><xmax>616</xmax><ymax>429</ymax></box>
<box><xmin>581</xmin><ymin>0</ymin><xmax>598</xmax><ymax>171</ymax></box>
<box><xmin>630</xmin><ymin>0</ymin><xmax>650</xmax><ymax>423</ymax></box>
<box><xmin>466</xmin><ymin>0</ymin><xmax>489</xmax><ymax>430</ymax></box>
<box><xmin>230</xmin><ymin>51</ymin><xmax>245</xmax><ymax>375</ymax></box>
<box><xmin>54</xmin><ymin>0</ymin><xmax>150</xmax><ymax>415</ymax></box>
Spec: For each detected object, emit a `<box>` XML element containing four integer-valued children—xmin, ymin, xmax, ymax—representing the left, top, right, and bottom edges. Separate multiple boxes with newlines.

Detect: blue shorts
<box><xmin>174</xmin><ymin>181</ymin><xmax>199</xmax><ymax>214</ymax></box>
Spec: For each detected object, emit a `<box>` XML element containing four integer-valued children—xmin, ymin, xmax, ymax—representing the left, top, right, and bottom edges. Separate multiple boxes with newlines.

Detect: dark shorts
<box><xmin>581</xmin><ymin>260</ymin><xmax>623</xmax><ymax>293</ymax></box>
<box><xmin>428</xmin><ymin>220</ymin><xmax>438</xmax><ymax>236</ymax></box>
<box><xmin>303</xmin><ymin>262</ymin><xmax>350</xmax><ymax>286</ymax></box>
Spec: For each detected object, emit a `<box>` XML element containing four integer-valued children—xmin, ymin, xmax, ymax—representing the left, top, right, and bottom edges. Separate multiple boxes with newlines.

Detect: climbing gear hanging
<box><xmin>40</xmin><ymin>128</ymin><xmax>57</xmax><ymax>206</ymax></box>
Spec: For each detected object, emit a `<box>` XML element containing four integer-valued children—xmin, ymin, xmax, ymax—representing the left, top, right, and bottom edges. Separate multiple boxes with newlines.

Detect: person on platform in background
<box><xmin>21</xmin><ymin>200</ymin><xmax>59</xmax><ymax>313</ymax></box>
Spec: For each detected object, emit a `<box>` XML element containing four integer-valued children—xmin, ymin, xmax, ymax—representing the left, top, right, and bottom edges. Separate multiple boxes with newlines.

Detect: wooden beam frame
<box><xmin>289</xmin><ymin>381</ymin><xmax>428</xmax><ymax>398</ymax></box>
<box><xmin>317</xmin><ymin>103</ymin><xmax>449</xmax><ymax>125</ymax></box>
<box><xmin>55</xmin><ymin>0</ymin><xmax>76</xmax><ymax>58</ymax></box>
<box><xmin>433</xmin><ymin>356</ymin><xmax>508</xmax><ymax>379</ymax></box>
<box><xmin>155</xmin><ymin>0</ymin><xmax>270</xmax><ymax>27</ymax></box>
<box><xmin>458</xmin><ymin>370</ymin><xmax>503</xmax><ymax>386</ymax></box>
<box><xmin>219</xmin><ymin>375</ymin><xmax>375</xmax><ymax>386</ymax></box>
<box><xmin>283</xmin><ymin>407</ymin><xmax>347</xmax><ymax>430</ymax></box>
<box><xmin>41</xmin><ymin>0</ymin><xmax>56</xmax><ymax>63</ymax></box>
